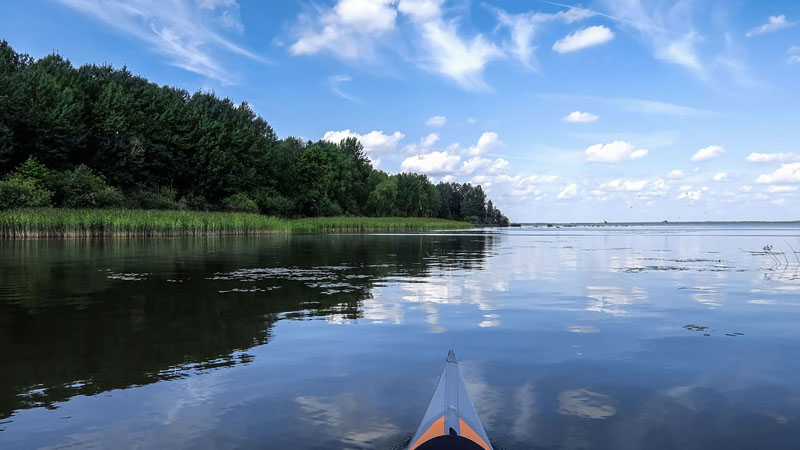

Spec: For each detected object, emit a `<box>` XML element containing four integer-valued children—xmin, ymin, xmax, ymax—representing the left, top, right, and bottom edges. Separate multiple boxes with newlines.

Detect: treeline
<box><xmin>0</xmin><ymin>41</ymin><xmax>508</xmax><ymax>225</ymax></box>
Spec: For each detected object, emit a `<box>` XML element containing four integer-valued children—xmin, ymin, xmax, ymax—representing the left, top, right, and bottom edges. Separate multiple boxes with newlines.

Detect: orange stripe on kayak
<box><xmin>459</xmin><ymin>419</ymin><xmax>491</xmax><ymax>450</ymax></box>
<box><xmin>409</xmin><ymin>416</ymin><xmax>445</xmax><ymax>450</ymax></box>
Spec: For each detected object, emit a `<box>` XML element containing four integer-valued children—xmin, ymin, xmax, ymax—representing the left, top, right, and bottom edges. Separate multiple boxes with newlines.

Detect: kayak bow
<box><xmin>408</xmin><ymin>351</ymin><xmax>493</xmax><ymax>450</ymax></box>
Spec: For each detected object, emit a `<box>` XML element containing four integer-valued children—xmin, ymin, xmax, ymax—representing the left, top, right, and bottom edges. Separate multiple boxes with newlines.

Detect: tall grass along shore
<box><xmin>0</xmin><ymin>209</ymin><xmax>472</xmax><ymax>238</ymax></box>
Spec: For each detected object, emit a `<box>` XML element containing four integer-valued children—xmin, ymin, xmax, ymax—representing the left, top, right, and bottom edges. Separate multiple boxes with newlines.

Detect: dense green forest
<box><xmin>0</xmin><ymin>41</ymin><xmax>508</xmax><ymax>226</ymax></box>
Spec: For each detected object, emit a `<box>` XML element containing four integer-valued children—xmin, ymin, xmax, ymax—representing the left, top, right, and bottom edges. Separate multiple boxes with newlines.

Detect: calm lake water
<box><xmin>1</xmin><ymin>225</ymin><xmax>800</xmax><ymax>449</ymax></box>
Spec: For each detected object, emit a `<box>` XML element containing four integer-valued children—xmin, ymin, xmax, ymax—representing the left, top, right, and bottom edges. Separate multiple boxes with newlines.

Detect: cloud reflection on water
<box><xmin>557</xmin><ymin>388</ymin><xmax>617</xmax><ymax>419</ymax></box>
<box><xmin>584</xmin><ymin>285</ymin><xmax>648</xmax><ymax>316</ymax></box>
<box><xmin>295</xmin><ymin>393</ymin><xmax>402</xmax><ymax>449</ymax></box>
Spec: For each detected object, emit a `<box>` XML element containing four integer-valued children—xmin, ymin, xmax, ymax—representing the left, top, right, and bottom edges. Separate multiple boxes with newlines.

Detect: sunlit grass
<box><xmin>0</xmin><ymin>209</ymin><xmax>470</xmax><ymax>237</ymax></box>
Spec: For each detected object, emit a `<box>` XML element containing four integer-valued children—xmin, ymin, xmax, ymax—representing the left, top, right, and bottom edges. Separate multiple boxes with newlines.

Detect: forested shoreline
<box><xmin>0</xmin><ymin>41</ymin><xmax>509</xmax><ymax>226</ymax></box>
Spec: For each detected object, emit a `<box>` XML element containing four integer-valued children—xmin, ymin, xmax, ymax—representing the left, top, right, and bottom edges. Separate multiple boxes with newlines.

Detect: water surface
<box><xmin>1</xmin><ymin>225</ymin><xmax>800</xmax><ymax>449</ymax></box>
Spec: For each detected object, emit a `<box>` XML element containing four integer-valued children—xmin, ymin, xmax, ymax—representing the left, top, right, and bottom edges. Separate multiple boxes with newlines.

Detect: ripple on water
<box><xmin>207</xmin><ymin>266</ymin><xmax>368</xmax><ymax>295</ymax></box>
<box><xmin>107</xmin><ymin>272</ymin><xmax>150</xmax><ymax>281</ymax></box>
<box><xmin>218</xmin><ymin>286</ymin><xmax>282</xmax><ymax>294</ymax></box>
<box><xmin>207</xmin><ymin>266</ymin><xmax>352</xmax><ymax>282</ymax></box>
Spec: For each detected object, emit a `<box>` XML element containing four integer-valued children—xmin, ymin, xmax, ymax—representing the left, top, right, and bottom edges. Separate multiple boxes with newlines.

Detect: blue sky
<box><xmin>2</xmin><ymin>0</ymin><xmax>799</xmax><ymax>222</ymax></box>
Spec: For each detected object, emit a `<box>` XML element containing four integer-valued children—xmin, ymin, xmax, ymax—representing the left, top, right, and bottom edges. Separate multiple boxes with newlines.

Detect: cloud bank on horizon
<box><xmin>3</xmin><ymin>0</ymin><xmax>800</xmax><ymax>222</ymax></box>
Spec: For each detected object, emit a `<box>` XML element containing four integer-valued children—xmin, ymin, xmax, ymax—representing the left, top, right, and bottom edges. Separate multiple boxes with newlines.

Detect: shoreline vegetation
<box><xmin>0</xmin><ymin>42</ymin><xmax>509</xmax><ymax>228</ymax></box>
<box><xmin>0</xmin><ymin>209</ymin><xmax>472</xmax><ymax>238</ymax></box>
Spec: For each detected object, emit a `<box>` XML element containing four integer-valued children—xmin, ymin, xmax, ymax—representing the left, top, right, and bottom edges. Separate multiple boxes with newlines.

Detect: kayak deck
<box><xmin>408</xmin><ymin>351</ymin><xmax>493</xmax><ymax>450</ymax></box>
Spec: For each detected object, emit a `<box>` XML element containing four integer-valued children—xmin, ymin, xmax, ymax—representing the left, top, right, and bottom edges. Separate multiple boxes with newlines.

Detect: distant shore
<box><xmin>0</xmin><ymin>209</ymin><xmax>471</xmax><ymax>238</ymax></box>
<box><xmin>520</xmin><ymin>221</ymin><xmax>800</xmax><ymax>227</ymax></box>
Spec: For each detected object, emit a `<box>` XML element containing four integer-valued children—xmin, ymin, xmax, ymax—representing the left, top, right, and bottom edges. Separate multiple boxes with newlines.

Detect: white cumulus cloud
<box><xmin>335</xmin><ymin>0</ymin><xmax>396</xmax><ymax>32</ymax></box>
<box><xmin>789</xmin><ymin>46</ymin><xmax>800</xmax><ymax>64</ymax></box>
<box><xmin>401</xmin><ymin>151</ymin><xmax>460</xmax><ymax>175</ymax></box>
<box><xmin>464</xmin><ymin>132</ymin><xmax>503</xmax><ymax>156</ymax></box>
<box><xmin>713</xmin><ymin>172</ymin><xmax>728</xmax><ymax>181</ymax></box>
<box><xmin>600</xmin><ymin>179</ymin><xmax>649</xmax><ymax>192</ymax></box>
<box><xmin>492</xmin><ymin>6</ymin><xmax>594</xmax><ymax>67</ymax></box>
<box><xmin>691</xmin><ymin>145</ymin><xmax>725</xmax><ymax>162</ymax></box>
<box><xmin>585</xmin><ymin>141</ymin><xmax>648</xmax><ymax>163</ymax></box>
<box><xmin>746</xmin><ymin>15</ymin><xmax>794</xmax><ymax>38</ymax></box>
<box><xmin>397</xmin><ymin>0</ymin><xmax>444</xmax><ymax>23</ymax></box>
<box><xmin>667</xmin><ymin>169</ymin><xmax>685</xmax><ymax>179</ymax></box>
<box><xmin>553</xmin><ymin>25</ymin><xmax>615</xmax><ymax>53</ymax></box>
<box><xmin>746</xmin><ymin>152</ymin><xmax>800</xmax><ymax>163</ymax></box>
<box><xmin>489</xmin><ymin>158</ymin><xmax>509</xmax><ymax>174</ymax></box>
<box><xmin>322</xmin><ymin>129</ymin><xmax>404</xmax><ymax>167</ymax></box>
<box><xmin>562</xmin><ymin>111</ymin><xmax>598</xmax><ymax>123</ymax></box>
<box><xmin>755</xmin><ymin>162</ymin><xmax>800</xmax><ymax>184</ymax></box>
<box><xmin>426</xmin><ymin>115</ymin><xmax>446</xmax><ymax>127</ymax></box>
<box><xmin>460</xmin><ymin>157</ymin><xmax>491</xmax><ymax>175</ymax></box>
<box><xmin>290</xmin><ymin>0</ymin><xmax>501</xmax><ymax>89</ymax></box>
<box><xmin>290</xmin><ymin>0</ymin><xmax>397</xmax><ymax>59</ymax></box>
<box><xmin>495</xmin><ymin>174</ymin><xmax>557</xmax><ymax>189</ymax></box>
<box><xmin>557</xmin><ymin>183</ymin><xmax>579</xmax><ymax>199</ymax></box>
<box><xmin>765</xmin><ymin>185</ymin><xmax>797</xmax><ymax>193</ymax></box>
<box><xmin>402</xmin><ymin>133</ymin><xmax>439</xmax><ymax>155</ymax></box>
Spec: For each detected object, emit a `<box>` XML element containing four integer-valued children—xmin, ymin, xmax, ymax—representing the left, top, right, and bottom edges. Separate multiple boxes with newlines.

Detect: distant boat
<box><xmin>406</xmin><ymin>351</ymin><xmax>493</xmax><ymax>450</ymax></box>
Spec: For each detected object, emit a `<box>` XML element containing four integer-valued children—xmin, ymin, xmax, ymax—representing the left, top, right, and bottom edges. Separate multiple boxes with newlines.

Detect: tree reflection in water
<box><xmin>0</xmin><ymin>233</ymin><xmax>495</xmax><ymax>419</ymax></box>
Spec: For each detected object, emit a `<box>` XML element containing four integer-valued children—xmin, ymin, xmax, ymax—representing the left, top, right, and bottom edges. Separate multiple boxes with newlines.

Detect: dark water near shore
<box><xmin>1</xmin><ymin>225</ymin><xmax>800</xmax><ymax>449</ymax></box>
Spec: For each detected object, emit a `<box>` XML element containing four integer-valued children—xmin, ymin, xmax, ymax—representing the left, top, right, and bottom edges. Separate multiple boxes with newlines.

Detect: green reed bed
<box><xmin>0</xmin><ymin>209</ymin><xmax>470</xmax><ymax>237</ymax></box>
<box><xmin>288</xmin><ymin>216</ymin><xmax>471</xmax><ymax>232</ymax></box>
<box><xmin>0</xmin><ymin>209</ymin><xmax>289</xmax><ymax>237</ymax></box>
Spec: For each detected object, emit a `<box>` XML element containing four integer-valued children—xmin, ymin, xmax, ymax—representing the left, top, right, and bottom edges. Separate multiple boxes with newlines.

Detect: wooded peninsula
<box><xmin>0</xmin><ymin>41</ymin><xmax>508</xmax><ymax>235</ymax></box>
